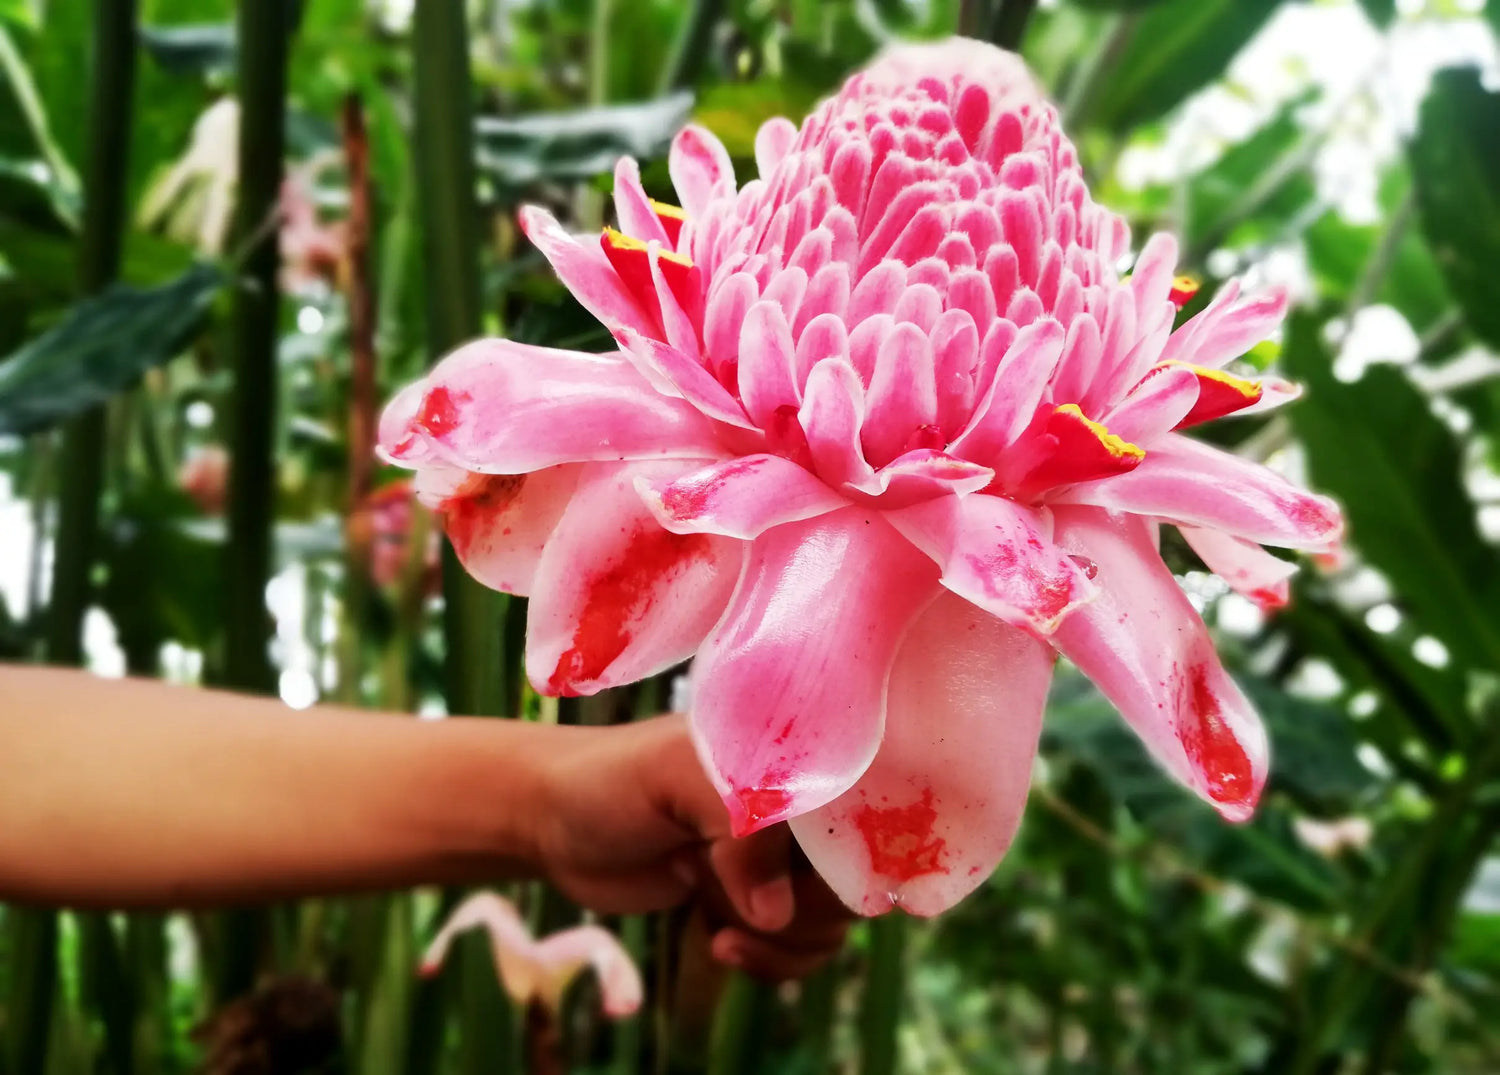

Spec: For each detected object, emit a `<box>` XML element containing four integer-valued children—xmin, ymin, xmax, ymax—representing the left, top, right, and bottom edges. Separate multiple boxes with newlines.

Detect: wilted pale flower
<box><xmin>420</xmin><ymin>892</ymin><xmax>643</xmax><ymax>1019</ymax></box>
<box><xmin>279</xmin><ymin>171</ymin><xmax>347</xmax><ymax>293</ymax></box>
<box><xmin>177</xmin><ymin>444</ymin><xmax>230</xmax><ymax>515</ymax></box>
<box><xmin>379</xmin><ymin>40</ymin><xmax>1342</xmax><ymax>915</ymax></box>
<box><xmin>349</xmin><ymin>479</ymin><xmax>440</xmax><ymax>590</ymax></box>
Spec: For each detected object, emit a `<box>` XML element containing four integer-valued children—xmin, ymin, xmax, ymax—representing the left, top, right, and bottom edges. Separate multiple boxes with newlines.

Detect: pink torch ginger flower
<box><xmin>379</xmin><ymin>39</ymin><xmax>1342</xmax><ymax>916</ymax></box>
<box><xmin>420</xmin><ymin>892</ymin><xmax>643</xmax><ymax>1018</ymax></box>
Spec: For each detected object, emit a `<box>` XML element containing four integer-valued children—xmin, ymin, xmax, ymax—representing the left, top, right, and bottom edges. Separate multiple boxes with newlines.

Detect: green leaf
<box><xmin>0</xmin><ymin>261</ymin><xmax>221</xmax><ymax>435</ymax></box>
<box><xmin>473</xmin><ymin>93</ymin><xmax>694</xmax><ymax>190</ymax></box>
<box><xmin>1283</xmin><ymin>311</ymin><xmax>1500</xmax><ymax>674</ymax></box>
<box><xmin>1356</xmin><ymin>0</ymin><xmax>1396</xmax><ymax>26</ymax></box>
<box><xmin>1244</xmin><ymin>679</ymin><xmax>1370</xmax><ymax>811</ymax></box>
<box><xmin>1070</xmin><ymin>0</ymin><xmax>1287</xmax><ymax>132</ymax></box>
<box><xmin>1410</xmin><ymin>67</ymin><xmax>1500</xmax><ymax>352</ymax></box>
<box><xmin>139</xmin><ymin>23</ymin><xmax>236</xmax><ymax>77</ymax></box>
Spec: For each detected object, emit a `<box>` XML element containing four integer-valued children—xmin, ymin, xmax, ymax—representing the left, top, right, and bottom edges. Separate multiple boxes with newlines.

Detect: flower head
<box><xmin>379</xmin><ymin>39</ymin><xmax>1342</xmax><ymax>916</ymax></box>
<box><xmin>419</xmin><ymin>892</ymin><xmax>643</xmax><ymax>1019</ymax></box>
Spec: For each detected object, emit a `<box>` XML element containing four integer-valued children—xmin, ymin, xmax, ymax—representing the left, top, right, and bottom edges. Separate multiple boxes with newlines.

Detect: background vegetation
<box><xmin>2</xmin><ymin>0</ymin><xmax>1499</xmax><ymax>1072</ymax></box>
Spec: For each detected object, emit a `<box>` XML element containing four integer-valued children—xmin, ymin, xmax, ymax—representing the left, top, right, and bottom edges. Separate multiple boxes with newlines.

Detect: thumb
<box><xmin>710</xmin><ymin>825</ymin><xmax>796</xmax><ymax>933</ymax></box>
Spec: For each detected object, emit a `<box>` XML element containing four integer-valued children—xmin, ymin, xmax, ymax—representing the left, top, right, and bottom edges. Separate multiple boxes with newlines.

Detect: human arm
<box><xmin>0</xmin><ymin>666</ymin><xmax>847</xmax><ymax>977</ymax></box>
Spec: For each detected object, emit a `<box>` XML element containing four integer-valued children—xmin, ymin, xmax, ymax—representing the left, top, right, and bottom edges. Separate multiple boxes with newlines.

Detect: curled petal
<box><xmin>527</xmin><ymin>462</ymin><xmax>742</xmax><ymax>697</ymax></box>
<box><xmin>737</xmin><ymin>301</ymin><xmax>801</xmax><ymax>428</ymax></box>
<box><xmin>798</xmin><ymin>359</ymin><xmax>876</xmax><ymax>488</ymax></box>
<box><xmin>398</xmin><ymin>340</ymin><xmax>725</xmax><ymax>473</ymax></box>
<box><xmin>754</xmin><ymin>117</ymin><xmax>798</xmax><ymax>180</ymax></box>
<box><xmin>440</xmin><ymin>465</ymin><xmax>581</xmax><ymax>596</ymax></box>
<box><xmin>1159</xmin><ymin>283</ymin><xmax>1288</xmax><ymax>371</ymax></box>
<box><xmin>1162</xmin><ymin>362</ymin><xmax>1265</xmax><ymax>427</ymax></box>
<box><xmin>636</xmin><ymin>454</ymin><xmax>848</xmax><ymax>539</ymax></box>
<box><xmin>885</xmin><ymin>494</ymin><xmax>1097</xmax><ymax>634</ymax></box>
<box><xmin>612</xmin><ymin>157</ymin><xmax>670</xmax><ymax>246</ymax></box>
<box><xmin>996</xmin><ymin>404</ymin><xmax>1145</xmax><ymax>500</ymax></box>
<box><xmin>1102</xmin><ymin>363</ymin><xmax>1201</xmax><ymax>444</ymax></box>
<box><xmin>377</xmin><ymin>380</ymin><xmax>433</xmax><ymax>464</ymax></box>
<box><xmin>1180</xmin><ymin>525</ymin><xmax>1297</xmax><ymax>611</ymax></box>
<box><xmin>421</xmin><ymin>892</ymin><xmax>642</xmax><ymax>1019</ymax></box>
<box><xmin>1051</xmin><ymin>506</ymin><xmax>1269</xmax><ymax>820</ymax></box>
<box><xmin>950</xmin><ymin>318</ymin><xmax>1066</xmax><ymax>466</ymax></box>
<box><xmin>791</xmin><ymin>593</ymin><xmax>1053</xmax><ymax>916</ymax></box>
<box><xmin>689</xmin><ymin>510</ymin><xmax>940</xmax><ymax>835</ymax></box>
<box><xmin>670</xmin><ymin>125</ymin><xmax>735</xmax><ymax>217</ymax></box>
<box><xmin>1056</xmin><ymin>434</ymin><xmax>1343</xmax><ymax>552</ymax></box>
<box><xmin>613</xmin><ymin>328</ymin><xmax>756</xmax><ymax>430</ymax></box>
<box><xmin>848</xmin><ymin>449</ymin><xmax>993</xmax><ymax>507</ymax></box>
<box><xmin>518</xmin><ymin>205</ymin><xmax>654</xmax><ymax>334</ymax></box>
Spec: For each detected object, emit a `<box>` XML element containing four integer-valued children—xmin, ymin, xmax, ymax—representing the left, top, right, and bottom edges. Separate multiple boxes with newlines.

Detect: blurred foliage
<box><xmin>2</xmin><ymin>0</ymin><xmax>1500</xmax><ymax>1073</ymax></box>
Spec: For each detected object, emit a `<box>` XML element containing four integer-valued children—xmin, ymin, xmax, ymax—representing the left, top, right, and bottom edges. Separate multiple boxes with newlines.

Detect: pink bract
<box><xmin>378</xmin><ymin>38</ymin><xmax>1343</xmax><ymax>916</ymax></box>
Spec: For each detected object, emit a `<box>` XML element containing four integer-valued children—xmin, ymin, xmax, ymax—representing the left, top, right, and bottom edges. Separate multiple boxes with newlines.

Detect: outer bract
<box><xmin>379</xmin><ymin>38</ymin><xmax>1343</xmax><ymax>916</ymax></box>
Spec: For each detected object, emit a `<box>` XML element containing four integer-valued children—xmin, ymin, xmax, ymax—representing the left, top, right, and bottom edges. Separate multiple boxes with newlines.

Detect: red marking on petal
<box><xmin>415</xmin><ymin>385</ymin><xmax>470</xmax><ymax>441</ymax></box>
<box><xmin>440</xmin><ymin>474</ymin><xmax>526</xmax><ymax>556</ymax></box>
<box><xmin>546</xmin><ymin>527</ymin><xmax>711</xmax><ymax>695</ymax></box>
<box><xmin>1162</xmin><ymin>362</ymin><xmax>1264</xmax><ymax>428</ymax></box>
<box><xmin>730</xmin><ymin>785</ymin><xmax>793</xmax><ymax>837</ymax></box>
<box><xmin>853</xmin><ymin>788</ymin><xmax>947</xmax><ymax>883</ymax></box>
<box><xmin>1248</xmin><ymin>584</ymin><xmax>1290</xmax><ymax>612</ymax></box>
<box><xmin>1068</xmin><ymin>554</ymin><xmax>1099</xmax><ymax>580</ymax></box>
<box><xmin>659</xmin><ymin>457</ymin><xmax>767</xmax><ymax>520</ymax></box>
<box><xmin>650</xmin><ymin>199</ymin><xmax>687</xmax><ymax>247</ymax></box>
<box><xmin>1178</xmin><ymin>664</ymin><xmax>1256</xmax><ymax>814</ymax></box>
<box><xmin>1169</xmin><ymin>274</ymin><xmax>1200</xmax><ymax>308</ymax></box>
<box><xmin>768</xmin><ymin>404</ymin><xmax>815</xmax><ymax>470</ymax></box>
<box><xmin>600</xmin><ymin>227</ymin><xmax>703</xmax><ymax>336</ymax></box>
<box><xmin>1006</xmin><ymin>404</ymin><xmax>1145</xmax><ymax>500</ymax></box>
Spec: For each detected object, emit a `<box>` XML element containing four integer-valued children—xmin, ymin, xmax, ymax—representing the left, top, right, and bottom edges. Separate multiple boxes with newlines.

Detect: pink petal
<box><xmin>613</xmin><ymin>328</ymin><xmax>756</xmax><ymax>431</ymax></box>
<box><xmin>885</xmin><ymin>493</ymin><xmax>1097</xmax><ymax>634</ymax></box>
<box><xmin>670</xmin><ymin>125</ymin><xmax>735</xmax><ymax>217</ymax></box>
<box><xmin>1159</xmin><ymin>284</ymin><xmax>1288</xmax><ymax>370</ymax></box>
<box><xmin>440</xmin><ymin>465</ymin><xmax>581</xmax><ymax>595</ymax></box>
<box><xmin>861</xmin><ymin>321</ymin><xmax>938</xmax><ymax>468</ymax></box>
<box><xmin>636</xmin><ymin>454</ymin><xmax>847</xmax><ymax>539</ymax></box>
<box><xmin>377</xmin><ymin>379</ymin><xmax>435</xmax><ymax>464</ymax></box>
<box><xmin>849</xmin><ymin>449</ymin><xmax>993</xmax><ymax>506</ymax></box>
<box><xmin>1050</xmin><ymin>506</ymin><xmax>1269</xmax><ymax>820</ymax></box>
<box><xmin>404</xmin><ymin>340</ymin><xmax>726</xmax><ymax>472</ymax></box>
<box><xmin>688</xmin><ymin>510</ymin><xmax>940</xmax><ymax>835</ymax></box>
<box><xmin>526</xmin><ymin>462</ymin><xmax>742</xmax><ymax>697</ymax></box>
<box><xmin>790</xmin><ymin>593</ymin><xmax>1052</xmax><ymax>915</ymax></box>
<box><xmin>950</xmin><ymin>318</ymin><xmax>1066</xmax><ymax>465</ymax></box>
<box><xmin>1180</xmin><ymin>525</ymin><xmax>1298</xmax><ymax>610</ymax></box>
<box><xmin>612</xmin><ymin>157</ymin><xmax>669</xmax><ymax>246</ymax></box>
<box><xmin>737</xmin><ymin>301</ymin><xmax>800</xmax><ymax>427</ymax></box>
<box><xmin>1056</xmin><ymin>434</ymin><xmax>1343</xmax><ymax>552</ymax></box>
<box><xmin>798</xmin><ymin>358</ymin><xmax>876</xmax><ymax>488</ymax></box>
<box><xmin>531</xmin><ymin>926</ymin><xmax>644</xmax><ymax>1019</ymax></box>
<box><xmin>1099</xmin><ymin>362</ymin><xmax>1200</xmax><ymax>444</ymax></box>
<box><xmin>754</xmin><ymin>117</ymin><xmax>798</xmax><ymax>181</ymax></box>
<box><xmin>518</xmin><ymin>206</ymin><xmax>653</xmax><ymax>334</ymax></box>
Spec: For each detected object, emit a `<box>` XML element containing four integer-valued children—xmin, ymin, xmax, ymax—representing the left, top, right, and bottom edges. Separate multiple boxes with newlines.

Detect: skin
<box><xmin>0</xmin><ymin>666</ymin><xmax>849</xmax><ymax>980</ymax></box>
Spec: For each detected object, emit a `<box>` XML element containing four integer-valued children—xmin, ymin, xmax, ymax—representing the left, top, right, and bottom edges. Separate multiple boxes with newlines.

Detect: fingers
<box><xmin>710</xmin><ymin>825</ymin><xmax>796</xmax><ymax>933</ymax></box>
<box><xmin>709</xmin><ymin>867</ymin><xmax>854</xmax><ymax>982</ymax></box>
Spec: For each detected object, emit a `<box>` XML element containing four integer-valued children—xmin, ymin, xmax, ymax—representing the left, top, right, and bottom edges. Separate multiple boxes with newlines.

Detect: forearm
<box><xmin>0</xmin><ymin>666</ymin><xmax>549</xmax><ymax>908</ymax></box>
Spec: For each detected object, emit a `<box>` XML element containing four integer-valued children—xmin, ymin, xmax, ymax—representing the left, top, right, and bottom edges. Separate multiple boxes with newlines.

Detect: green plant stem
<box><xmin>707</xmin><ymin>972</ymin><xmax>778</xmax><ymax>1075</ymax></box>
<box><xmin>988</xmin><ymin>0</ymin><xmax>1038</xmax><ymax>50</ymax></box>
<box><xmin>859</xmin><ymin>915</ymin><xmax>908</xmax><ymax>1075</ymax></box>
<box><xmin>222</xmin><ymin>0</ymin><xmax>288</xmax><ymax>697</ymax></box>
<box><xmin>659</xmin><ymin>0</ymin><xmax>724</xmax><ymax>93</ymax></box>
<box><xmin>413</xmin><ymin>0</ymin><xmax>507</xmax><ymax>720</ymax></box>
<box><xmin>4</xmin><ymin>909</ymin><xmax>59</xmax><ymax>1075</ymax></box>
<box><xmin>796</xmin><ymin>962</ymin><xmax>839</xmax><ymax>1072</ymax></box>
<box><xmin>210</xmin><ymin>0</ymin><xmax>290</xmax><ymax>1008</ymax></box>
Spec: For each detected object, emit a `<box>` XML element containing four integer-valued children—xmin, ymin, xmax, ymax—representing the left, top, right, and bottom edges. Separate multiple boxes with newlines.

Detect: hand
<box><xmin>530</xmin><ymin>714</ymin><xmax>851</xmax><ymax>980</ymax></box>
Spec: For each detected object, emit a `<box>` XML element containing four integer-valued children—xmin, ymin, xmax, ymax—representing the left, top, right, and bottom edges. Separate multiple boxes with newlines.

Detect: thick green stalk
<box><xmin>988</xmin><ymin>0</ymin><xmax>1038</xmax><ymax>50</ymax></box>
<box><xmin>222</xmin><ymin>0</ymin><xmax>288</xmax><ymax>697</ymax></box>
<box><xmin>413</xmin><ymin>0</ymin><xmax>507</xmax><ymax>719</ymax></box>
<box><xmin>659</xmin><ymin>0</ymin><xmax>725</xmax><ymax>93</ymax></box>
<box><xmin>796</xmin><ymin>963</ymin><xmax>839</xmax><ymax>1072</ymax></box>
<box><xmin>859</xmin><ymin>916</ymin><xmax>908</xmax><ymax>1075</ymax></box>
<box><xmin>211</xmin><ymin>0</ymin><xmax>290</xmax><ymax>1006</ymax></box>
<box><xmin>25</xmin><ymin>7</ymin><xmax>141</xmax><ymax>1075</ymax></box>
<box><xmin>707</xmin><ymin>973</ymin><xmax>778</xmax><ymax>1075</ymax></box>
<box><xmin>4</xmin><ymin>909</ymin><xmax>59</xmax><ymax>1075</ymax></box>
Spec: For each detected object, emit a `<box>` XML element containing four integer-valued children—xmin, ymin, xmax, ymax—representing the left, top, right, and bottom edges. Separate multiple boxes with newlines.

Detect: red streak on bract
<box><xmin>769</xmin><ymin>405</ymin><xmax>814</xmax><ymax>469</ymax></box>
<box><xmin>1179</xmin><ymin>664</ymin><xmax>1256</xmax><ymax>813</ymax></box>
<box><xmin>1248</xmin><ymin>584</ymin><xmax>1289</xmax><ymax>612</ymax></box>
<box><xmin>732</xmin><ymin>785</ymin><xmax>793</xmax><ymax>836</ymax></box>
<box><xmin>660</xmin><ymin>457</ymin><xmax>765</xmax><ymax>521</ymax></box>
<box><xmin>853</xmin><ymin>789</ymin><xmax>947</xmax><ymax>884</ymax></box>
<box><xmin>650</xmin><ymin>199</ymin><xmax>687</xmax><ymax>246</ymax></box>
<box><xmin>1175</xmin><ymin>368</ymin><xmax>1263</xmax><ymax>428</ymax></box>
<box><xmin>1169</xmin><ymin>274</ymin><xmax>1201</xmax><ymax>308</ymax></box>
<box><xmin>440</xmin><ymin>474</ymin><xmax>526</xmax><ymax>560</ymax></box>
<box><xmin>1008</xmin><ymin>405</ymin><xmax>1144</xmax><ymax>500</ymax></box>
<box><xmin>546</xmin><ymin>527</ymin><xmax>710</xmax><ymax>696</ymax></box>
<box><xmin>416</xmin><ymin>385</ymin><xmax>469</xmax><ymax>441</ymax></box>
